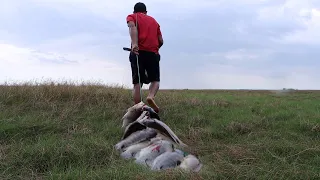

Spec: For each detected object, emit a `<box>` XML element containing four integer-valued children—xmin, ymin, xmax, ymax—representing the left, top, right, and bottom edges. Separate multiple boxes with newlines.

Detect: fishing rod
<box><xmin>123</xmin><ymin>47</ymin><xmax>132</xmax><ymax>51</ymax></box>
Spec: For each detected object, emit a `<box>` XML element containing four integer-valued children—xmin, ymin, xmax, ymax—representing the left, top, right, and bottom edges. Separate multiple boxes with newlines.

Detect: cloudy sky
<box><xmin>1</xmin><ymin>0</ymin><xmax>319</xmax><ymax>89</ymax></box>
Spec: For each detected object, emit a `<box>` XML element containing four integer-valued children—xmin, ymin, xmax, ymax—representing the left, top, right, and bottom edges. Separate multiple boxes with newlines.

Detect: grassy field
<box><xmin>0</xmin><ymin>82</ymin><xmax>319</xmax><ymax>180</ymax></box>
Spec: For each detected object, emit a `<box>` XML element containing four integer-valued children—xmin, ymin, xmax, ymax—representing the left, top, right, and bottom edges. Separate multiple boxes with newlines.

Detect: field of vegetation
<box><xmin>0</xmin><ymin>82</ymin><xmax>319</xmax><ymax>179</ymax></box>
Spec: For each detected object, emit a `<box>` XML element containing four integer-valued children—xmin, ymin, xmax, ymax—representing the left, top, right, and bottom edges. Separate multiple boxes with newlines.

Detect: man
<box><xmin>126</xmin><ymin>2</ymin><xmax>163</xmax><ymax>113</ymax></box>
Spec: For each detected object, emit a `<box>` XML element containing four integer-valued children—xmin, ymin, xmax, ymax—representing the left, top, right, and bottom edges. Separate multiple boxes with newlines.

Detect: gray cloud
<box><xmin>0</xmin><ymin>0</ymin><xmax>319</xmax><ymax>89</ymax></box>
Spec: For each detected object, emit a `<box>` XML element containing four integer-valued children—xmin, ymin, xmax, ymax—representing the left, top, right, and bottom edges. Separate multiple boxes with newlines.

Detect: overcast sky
<box><xmin>1</xmin><ymin>0</ymin><xmax>319</xmax><ymax>89</ymax></box>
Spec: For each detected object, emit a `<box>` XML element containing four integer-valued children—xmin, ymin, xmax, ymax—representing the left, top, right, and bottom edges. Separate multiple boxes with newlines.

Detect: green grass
<box><xmin>0</xmin><ymin>82</ymin><xmax>319</xmax><ymax>179</ymax></box>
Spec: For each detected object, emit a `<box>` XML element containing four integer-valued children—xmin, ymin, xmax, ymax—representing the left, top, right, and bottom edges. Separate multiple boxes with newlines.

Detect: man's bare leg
<box><xmin>133</xmin><ymin>83</ymin><xmax>143</xmax><ymax>104</ymax></box>
<box><xmin>146</xmin><ymin>81</ymin><xmax>160</xmax><ymax>113</ymax></box>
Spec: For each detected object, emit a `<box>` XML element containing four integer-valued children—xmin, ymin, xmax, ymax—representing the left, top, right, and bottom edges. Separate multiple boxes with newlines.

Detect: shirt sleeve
<box><xmin>126</xmin><ymin>14</ymin><xmax>135</xmax><ymax>23</ymax></box>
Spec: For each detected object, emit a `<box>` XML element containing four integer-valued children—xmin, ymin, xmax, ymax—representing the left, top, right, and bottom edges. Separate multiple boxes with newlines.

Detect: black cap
<box><xmin>134</xmin><ymin>2</ymin><xmax>147</xmax><ymax>13</ymax></box>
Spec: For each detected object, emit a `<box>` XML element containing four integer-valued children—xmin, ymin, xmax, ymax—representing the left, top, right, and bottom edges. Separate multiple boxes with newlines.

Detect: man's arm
<box><xmin>158</xmin><ymin>34</ymin><xmax>163</xmax><ymax>49</ymax></box>
<box><xmin>127</xmin><ymin>21</ymin><xmax>138</xmax><ymax>45</ymax></box>
<box><xmin>157</xmin><ymin>25</ymin><xmax>163</xmax><ymax>49</ymax></box>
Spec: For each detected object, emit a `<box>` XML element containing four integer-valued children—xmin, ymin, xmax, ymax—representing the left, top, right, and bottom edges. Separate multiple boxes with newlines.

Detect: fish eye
<box><xmin>177</xmin><ymin>161</ymin><xmax>181</xmax><ymax>166</ymax></box>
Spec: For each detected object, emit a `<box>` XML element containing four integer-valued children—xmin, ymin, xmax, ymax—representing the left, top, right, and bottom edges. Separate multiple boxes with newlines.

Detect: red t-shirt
<box><xmin>126</xmin><ymin>13</ymin><xmax>162</xmax><ymax>54</ymax></box>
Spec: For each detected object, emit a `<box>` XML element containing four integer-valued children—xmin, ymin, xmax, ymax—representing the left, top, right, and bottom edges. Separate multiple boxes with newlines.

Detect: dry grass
<box><xmin>0</xmin><ymin>81</ymin><xmax>319</xmax><ymax>179</ymax></box>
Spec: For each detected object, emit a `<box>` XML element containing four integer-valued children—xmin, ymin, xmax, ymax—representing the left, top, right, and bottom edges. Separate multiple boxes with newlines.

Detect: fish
<box><xmin>121</xmin><ymin>117</ymin><xmax>187</xmax><ymax>147</ymax></box>
<box><xmin>121</xmin><ymin>116</ymin><xmax>149</xmax><ymax>140</ymax></box>
<box><xmin>151</xmin><ymin>150</ymin><xmax>185</xmax><ymax>170</ymax></box>
<box><xmin>114</xmin><ymin>128</ymin><xmax>157</xmax><ymax>151</ymax></box>
<box><xmin>179</xmin><ymin>154</ymin><xmax>203</xmax><ymax>172</ymax></box>
<box><xmin>121</xmin><ymin>101</ymin><xmax>145</xmax><ymax>128</ymax></box>
<box><xmin>141</xmin><ymin>118</ymin><xmax>187</xmax><ymax>146</ymax></box>
<box><xmin>120</xmin><ymin>141</ymin><xmax>151</xmax><ymax>159</ymax></box>
<box><xmin>151</xmin><ymin>132</ymin><xmax>175</xmax><ymax>143</ymax></box>
<box><xmin>134</xmin><ymin>140</ymin><xmax>174</xmax><ymax>167</ymax></box>
<box><xmin>120</xmin><ymin>136</ymin><xmax>164</xmax><ymax>159</ymax></box>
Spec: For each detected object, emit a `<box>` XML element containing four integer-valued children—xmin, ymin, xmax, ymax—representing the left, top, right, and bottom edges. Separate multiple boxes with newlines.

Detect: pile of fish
<box><xmin>114</xmin><ymin>102</ymin><xmax>202</xmax><ymax>172</ymax></box>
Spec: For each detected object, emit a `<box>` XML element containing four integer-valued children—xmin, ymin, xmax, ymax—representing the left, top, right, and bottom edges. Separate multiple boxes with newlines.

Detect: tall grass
<box><xmin>0</xmin><ymin>81</ymin><xmax>319</xmax><ymax>179</ymax></box>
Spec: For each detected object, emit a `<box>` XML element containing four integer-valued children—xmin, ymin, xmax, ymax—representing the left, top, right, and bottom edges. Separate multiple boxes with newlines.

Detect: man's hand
<box><xmin>131</xmin><ymin>43</ymin><xmax>139</xmax><ymax>55</ymax></box>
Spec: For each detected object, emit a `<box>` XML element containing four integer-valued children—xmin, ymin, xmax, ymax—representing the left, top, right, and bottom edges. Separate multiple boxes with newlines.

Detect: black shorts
<box><xmin>129</xmin><ymin>50</ymin><xmax>160</xmax><ymax>85</ymax></box>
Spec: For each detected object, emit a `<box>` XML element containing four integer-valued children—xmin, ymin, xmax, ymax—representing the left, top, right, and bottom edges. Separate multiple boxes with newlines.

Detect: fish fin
<box><xmin>142</xmin><ymin>105</ymin><xmax>160</xmax><ymax>120</ymax></box>
<box><xmin>136</xmin><ymin>111</ymin><xmax>148</xmax><ymax>122</ymax></box>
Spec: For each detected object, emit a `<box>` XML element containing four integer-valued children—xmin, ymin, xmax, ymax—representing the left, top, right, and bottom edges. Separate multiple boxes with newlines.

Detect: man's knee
<box><xmin>133</xmin><ymin>83</ymin><xmax>143</xmax><ymax>88</ymax></box>
<box><xmin>150</xmin><ymin>81</ymin><xmax>160</xmax><ymax>86</ymax></box>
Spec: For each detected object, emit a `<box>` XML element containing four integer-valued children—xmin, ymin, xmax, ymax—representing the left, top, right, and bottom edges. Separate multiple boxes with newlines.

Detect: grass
<box><xmin>0</xmin><ymin>81</ymin><xmax>319</xmax><ymax>179</ymax></box>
